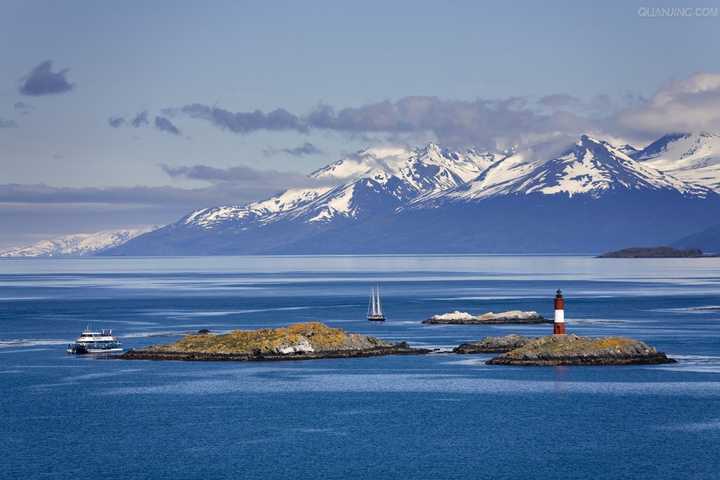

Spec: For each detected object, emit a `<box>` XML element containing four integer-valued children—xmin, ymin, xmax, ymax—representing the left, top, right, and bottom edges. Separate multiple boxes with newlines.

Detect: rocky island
<box><xmin>120</xmin><ymin>322</ymin><xmax>430</xmax><ymax>362</ymax></box>
<box><xmin>423</xmin><ymin>310</ymin><xmax>549</xmax><ymax>325</ymax></box>
<box><xmin>486</xmin><ymin>334</ymin><xmax>675</xmax><ymax>366</ymax></box>
<box><xmin>453</xmin><ymin>334</ymin><xmax>532</xmax><ymax>353</ymax></box>
<box><xmin>597</xmin><ymin>246</ymin><xmax>704</xmax><ymax>258</ymax></box>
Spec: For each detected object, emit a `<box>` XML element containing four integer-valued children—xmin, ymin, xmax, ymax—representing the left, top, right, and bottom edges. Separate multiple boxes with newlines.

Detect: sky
<box><xmin>1</xmin><ymin>0</ymin><xmax>720</xmax><ymax>247</ymax></box>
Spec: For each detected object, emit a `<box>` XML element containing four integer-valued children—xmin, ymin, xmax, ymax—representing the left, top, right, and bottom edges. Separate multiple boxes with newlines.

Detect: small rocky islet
<box><xmin>483</xmin><ymin>334</ymin><xmax>676</xmax><ymax>366</ymax></box>
<box><xmin>597</xmin><ymin>246</ymin><xmax>706</xmax><ymax>258</ymax></box>
<box><xmin>120</xmin><ymin>322</ymin><xmax>429</xmax><ymax>362</ymax></box>
<box><xmin>423</xmin><ymin>310</ymin><xmax>550</xmax><ymax>325</ymax></box>
<box><xmin>453</xmin><ymin>334</ymin><xmax>532</xmax><ymax>353</ymax></box>
<box><xmin>121</xmin><ymin>322</ymin><xmax>675</xmax><ymax>366</ymax></box>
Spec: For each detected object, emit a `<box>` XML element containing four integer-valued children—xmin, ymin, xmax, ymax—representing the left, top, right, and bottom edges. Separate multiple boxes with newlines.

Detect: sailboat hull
<box><xmin>367</xmin><ymin>315</ymin><xmax>385</xmax><ymax>322</ymax></box>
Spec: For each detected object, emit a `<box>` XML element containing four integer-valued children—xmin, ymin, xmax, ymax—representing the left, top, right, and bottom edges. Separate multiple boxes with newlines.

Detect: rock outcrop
<box><xmin>453</xmin><ymin>335</ymin><xmax>532</xmax><ymax>354</ymax></box>
<box><xmin>423</xmin><ymin>310</ymin><xmax>549</xmax><ymax>325</ymax></box>
<box><xmin>121</xmin><ymin>322</ymin><xmax>430</xmax><ymax>362</ymax></box>
<box><xmin>486</xmin><ymin>334</ymin><xmax>676</xmax><ymax>366</ymax></box>
<box><xmin>597</xmin><ymin>246</ymin><xmax>704</xmax><ymax>258</ymax></box>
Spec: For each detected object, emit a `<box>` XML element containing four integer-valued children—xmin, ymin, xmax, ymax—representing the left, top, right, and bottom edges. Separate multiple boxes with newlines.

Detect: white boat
<box><xmin>367</xmin><ymin>285</ymin><xmax>386</xmax><ymax>322</ymax></box>
<box><xmin>66</xmin><ymin>327</ymin><xmax>123</xmax><ymax>354</ymax></box>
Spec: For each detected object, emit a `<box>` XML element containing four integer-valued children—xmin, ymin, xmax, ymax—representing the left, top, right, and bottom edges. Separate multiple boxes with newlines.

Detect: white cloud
<box><xmin>616</xmin><ymin>72</ymin><xmax>720</xmax><ymax>136</ymax></box>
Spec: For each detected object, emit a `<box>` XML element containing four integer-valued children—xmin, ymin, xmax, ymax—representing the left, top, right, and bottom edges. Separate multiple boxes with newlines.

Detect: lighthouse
<box><xmin>553</xmin><ymin>289</ymin><xmax>566</xmax><ymax>335</ymax></box>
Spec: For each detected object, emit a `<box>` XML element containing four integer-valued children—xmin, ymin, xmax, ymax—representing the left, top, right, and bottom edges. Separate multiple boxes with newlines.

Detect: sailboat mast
<box><xmin>368</xmin><ymin>288</ymin><xmax>374</xmax><ymax>316</ymax></box>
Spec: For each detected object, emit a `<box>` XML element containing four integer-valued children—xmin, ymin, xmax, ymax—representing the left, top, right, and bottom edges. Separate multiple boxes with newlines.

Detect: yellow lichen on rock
<box><xmin>486</xmin><ymin>333</ymin><xmax>672</xmax><ymax>365</ymax></box>
<box><xmin>149</xmin><ymin>322</ymin><xmax>389</xmax><ymax>355</ymax></box>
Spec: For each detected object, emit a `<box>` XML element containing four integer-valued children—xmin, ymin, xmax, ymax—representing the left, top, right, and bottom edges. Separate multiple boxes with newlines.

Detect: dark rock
<box><xmin>120</xmin><ymin>343</ymin><xmax>431</xmax><ymax>362</ymax></box>
<box><xmin>597</xmin><ymin>246</ymin><xmax>704</xmax><ymax>258</ymax></box>
<box><xmin>196</xmin><ymin>329</ymin><xmax>211</xmax><ymax>335</ymax></box>
<box><xmin>453</xmin><ymin>335</ymin><xmax>532</xmax><ymax>354</ymax></box>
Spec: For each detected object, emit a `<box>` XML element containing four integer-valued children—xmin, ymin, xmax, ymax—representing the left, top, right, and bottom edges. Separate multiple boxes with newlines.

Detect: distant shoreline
<box><xmin>597</xmin><ymin>246</ymin><xmax>715</xmax><ymax>258</ymax></box>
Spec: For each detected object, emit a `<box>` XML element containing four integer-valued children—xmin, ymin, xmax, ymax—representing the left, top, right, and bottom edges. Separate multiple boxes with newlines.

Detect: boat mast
<box><xmin>376</xmin><ymin>284</ymin><xmax>382</xmax><ymax>315</ymax></box>
<box><xmin>369</xmin><ymin>287</ymin><xmax>376</xmax><ymax>316</ymax></box>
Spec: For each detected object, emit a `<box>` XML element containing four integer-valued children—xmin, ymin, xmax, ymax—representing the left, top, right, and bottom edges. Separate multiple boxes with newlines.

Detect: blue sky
<box><xmin>1</xmin><ymin>0</ymin><xmax>720</xmax><ymax>246</ymax></box>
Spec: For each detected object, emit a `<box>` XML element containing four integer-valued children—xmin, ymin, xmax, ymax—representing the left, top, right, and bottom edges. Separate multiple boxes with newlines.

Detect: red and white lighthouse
<box><xmin>553</xmin><ymin>289</ymin><xmax>566</xmax><ymax>335</ymax></box>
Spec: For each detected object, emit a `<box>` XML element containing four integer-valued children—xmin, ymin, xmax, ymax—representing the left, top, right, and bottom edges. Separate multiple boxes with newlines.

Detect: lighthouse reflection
<box><xmin>552</xmin><ymin>365</ymin><xmax>570</xmax><ymax>392</ymax></box>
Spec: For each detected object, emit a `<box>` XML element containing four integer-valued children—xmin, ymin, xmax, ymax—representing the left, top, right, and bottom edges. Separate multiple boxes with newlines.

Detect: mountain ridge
<box><xmin>0</xmin><ymin>227</ymin><xmax>157</xmax><ymax>257</ymax></box>
<box><xmin>104</xmin><ymin>133</ymin><xmax>720</xmax><ymax>256</ymax></box>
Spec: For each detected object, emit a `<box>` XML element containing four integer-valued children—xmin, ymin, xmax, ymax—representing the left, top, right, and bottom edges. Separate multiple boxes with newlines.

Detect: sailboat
<box><xmin>367</xmin><ymin>285</ymin><xmax>386</xmax><ymax>322</ymax></box>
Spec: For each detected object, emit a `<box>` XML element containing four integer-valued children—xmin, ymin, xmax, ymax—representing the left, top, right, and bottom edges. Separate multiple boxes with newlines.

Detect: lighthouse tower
<box><xmin>553</xmin><ymin>289</ymin><xmax>566</xmax><ymax>335</ymax></box>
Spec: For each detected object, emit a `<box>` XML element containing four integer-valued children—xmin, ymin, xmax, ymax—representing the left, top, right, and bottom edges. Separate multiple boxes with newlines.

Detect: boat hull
<box><xmin>367</xmin><ymin>316</ymin><xmax>386</xmax><ymax>322</ymax></box>
<box><xmin>66</xmin><ymin>345</ymin><xmax>123</xmax><ymax>355</ymax></box>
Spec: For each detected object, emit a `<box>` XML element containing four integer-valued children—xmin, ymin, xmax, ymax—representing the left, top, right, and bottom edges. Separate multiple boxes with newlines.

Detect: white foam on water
<box><xmin>652</xmin><ymin>305</ymin><xmax>720</xmax><ymax>314</ymax></box>
<box><xmin>140</xmin><ymin>306</ymin><xmax>316</xmax><ymax>317</ymax></box>
<box><xmin>0</xmin><ymin>339</ymin><xmax>69</xmax><ymax>349</ymax></box>
<box><xmin>108</xmin><ymin>320</ymin><xmax>159</xmax><ymax>326</ymax></box>
<box><xmin>660</xmin><ymin>419</ymin><xmax>720</xmax><ymax>432</ymax></box>
<box><xmin>0</xmin><ymin>348</ymin><xmax>54</xmax><ymax>354</ymax></box>
<box><xmin>443</xmin><ymin>357</ymin><xmax>494</xmax><ymax>366</ymax></box>
<box><xmin>101</xmin><ymin>370</ymin><xmax>720</xmax><ymax>397</ymax></box>
<box><xmin>0</xmin><ymin>296</ymin><xmax>51</xmax><ymax>301</ymax></box>
<box><xmin>655</xmin><ymin>355</ymin><xmax>720</xmax><ymax>373</ymax></box>
<box><xmin>120</xmin><ymin>331</ymin><xmax>189</xmax><ymax>339</ymax></box>
<box><xmin>61</xmin><ymin>369</ymin><xmax>142</xmax><ymax>382</ymax></box>
<box><xmin>572</xmin><ymin>318</ymin><xmax>627</xmax><ymax>325</ymax></box>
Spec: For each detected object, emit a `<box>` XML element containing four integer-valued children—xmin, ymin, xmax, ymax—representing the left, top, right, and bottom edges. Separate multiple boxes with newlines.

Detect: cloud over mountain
<box><xmin>264</xmin><ymin>142</ymin><xmax>324</xmax><ymax>157</ymax></box>
<box><xmin>130</xmin><ymin>110</ymin><xmax>149</xmax><ymax>128</ymax></box>
<box><xmin>19</xmin><ymin>60</ymin><xmax>74</xmax><ymax>96</ymax></box>
<box><xmin>176</xmin><ymin>97</ymin><xmax>592</xmax><ymax>149</ymax></box>
<box><xmin>160</xmin><ymin>163</ymin><xmax>325</xmax><ymax>191</ymax></box>
<box><xmin>104</xmin><ymin>72</ymin><xmax>720</xmax><ymax>148</ymax></box>
<box><xmin>616</xmin><ymin>72</ymin><xmax>720</xmax><ymax>136</ymax></box>
<box><xmin>181</xmin><ymin>104</ymin><xmax>305</xmax><ymax>133</ymax></box>
<box><xmin>154</xmin><ymin>116</ymin><xmax>181</xmax><ymax>135</ymax></box>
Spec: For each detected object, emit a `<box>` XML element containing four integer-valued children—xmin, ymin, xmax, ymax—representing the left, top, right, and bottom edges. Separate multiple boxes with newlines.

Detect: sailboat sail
<box><xmin>367</xmin><ymin>285</ymin><xmax>385</xmax><ymax>321</ymax></box>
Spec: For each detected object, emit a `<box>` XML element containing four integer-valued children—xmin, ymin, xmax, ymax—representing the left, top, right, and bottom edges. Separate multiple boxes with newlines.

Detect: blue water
<box><xmin>2</xmin><ymin>256</ymin><xmax>720</xmax><ymax>480</ymax></box>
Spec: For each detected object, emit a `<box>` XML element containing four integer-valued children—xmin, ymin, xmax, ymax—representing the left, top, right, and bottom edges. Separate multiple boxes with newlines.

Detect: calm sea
<box><xmin>2</xmin><ymin>256</ymin><xmax>719</xmax><ymax>480</ymax></box>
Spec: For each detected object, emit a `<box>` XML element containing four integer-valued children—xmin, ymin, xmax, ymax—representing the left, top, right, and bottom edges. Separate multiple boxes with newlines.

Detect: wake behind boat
<box><xmin>367</xmin><ymin>285</ymin><xmax>386</xmax><ymax>322</ymax></box>
<box><xmin>67</xmin><ymin>327</ymin><xmax>123</xmax><ymax>354</ymax></box>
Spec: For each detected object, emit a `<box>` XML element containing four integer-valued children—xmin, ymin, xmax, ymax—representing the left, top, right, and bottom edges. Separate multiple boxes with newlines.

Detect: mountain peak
<box><xmin>636</xmin><ymin>131</ymin><xmax>720</xmax><ymax>190</ymax></box>
<box><xmin>413</xmin><ymin>134</ymin><xmax>711</xmax><ymax>204</ymax></box>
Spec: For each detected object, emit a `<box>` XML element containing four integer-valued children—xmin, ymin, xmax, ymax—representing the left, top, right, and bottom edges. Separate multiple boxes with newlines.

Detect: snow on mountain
<box><xmin>0</xmin><ymin>227</ymin><xmax>157</xmax><ymax>257</ymax></box>
<box><xmin>415</xmin><ymin>135</ymin><xmax>711</xmax><ymax>206</ymax></box>
<box><xmin>617</xmin><ymin>144</ymin><xmax>641</xmax><ymax>157</ymax></box>
<box><xmin>634</xmin><ymin>132</ymin><xmax>720</xmax><ymax>191</ymax></box>
<box><xmin>182</xmin><ymin>143</ymin><xmax>504</xmax><ymax>229</ymax></box>
<box><xmin>181</xmin><ymin>187</ymin><xmax>332</xmax><ymax>229</ymax></box>
<box><xmin>104</xmin><ymin>135</ymin><xmax>720</xmax><ymax>256</ymax></box>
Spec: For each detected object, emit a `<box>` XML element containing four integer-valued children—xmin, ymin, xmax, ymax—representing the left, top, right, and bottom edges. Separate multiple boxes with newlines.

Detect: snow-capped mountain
<box><xmin>105</xmin><ymin>135</ymin><xmax>720</xmax><ymax>255</ymax></box>
<box><xmin>617</xmin><ymin>144</ymin><xmax>641</xmax><ymax>158</ymax></box>
<box><xmin>178</xmin><ymin>144</ymin><xmax>504</xmax><ymax>230</ymax></box>
<box><xmin>635</xmin><ymin>132</ymin><xmax>720</xmax><ymax>191</ymax></box>
<box><xmin>414</xmin><ymin>135</ymin><xmax>712</xmax><ymax>207</ymax></box>
<box><xmin>0</xmin><ymin>227</ymin><xmax>157</xmax><ymax>257</ymax></box>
